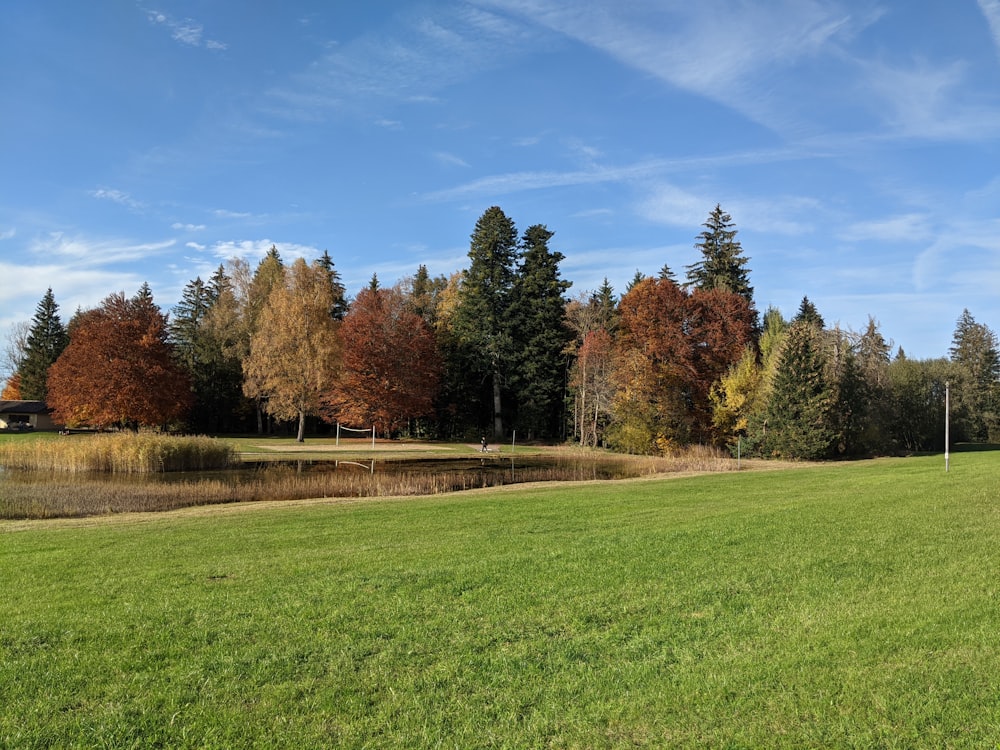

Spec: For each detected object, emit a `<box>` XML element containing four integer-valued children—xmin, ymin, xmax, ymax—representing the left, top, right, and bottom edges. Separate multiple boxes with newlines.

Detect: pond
<box><xmin>0</xmin><ymin>454</ymin><xmax>701</xmax><ymax>520</ymax></box>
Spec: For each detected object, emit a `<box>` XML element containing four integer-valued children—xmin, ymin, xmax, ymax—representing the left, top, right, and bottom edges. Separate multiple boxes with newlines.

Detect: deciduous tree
<box><xmin>243</xmin><ymin>259</ymin><xmax>341</xmax><ymax>442</ymax></box>
<box><xmin>47</xmin><ymin>287</ymin><xmax>192</xmax><ymax>428</ymax></box>
<box><xmin>323</xmin><ymin>286</ymin><xmax>442</xmax><ymax>436</ymax></box>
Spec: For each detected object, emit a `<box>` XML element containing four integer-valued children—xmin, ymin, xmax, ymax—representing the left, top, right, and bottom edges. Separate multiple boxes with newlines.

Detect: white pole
<box><xmin>737</xmin><ymin>435</ymin><xmax>741</xmax><ymax>470</ymax></box>
<box><xmin>336</xmin><ymin>422</ymin><xmax>340</xmax><ymax>447</ymax></box>
<box><xmin>372</xmin><ymin>426</ymin><xmax>375</xmax><ymax>450</ymax></box>
<box><xmin>512</xmin><ymin>430</ymin><xmax>515</xmax><ymax>454</ymax></box>
<box><xmin>945</xmin><ymin>381</ymin><xmax>950</xmax><ymax>473</ymax></box>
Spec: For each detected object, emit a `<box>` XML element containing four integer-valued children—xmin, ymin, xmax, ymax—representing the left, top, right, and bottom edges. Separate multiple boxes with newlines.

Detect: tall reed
<box><xmin>0</xmin><ymin>449</ymin><xmax>739</xmax><ymax>520</ymax></box>
<box><xmin>0</xmin><ymin>433</ymin><xmax>236</xmax><ymax>474</ymax></box>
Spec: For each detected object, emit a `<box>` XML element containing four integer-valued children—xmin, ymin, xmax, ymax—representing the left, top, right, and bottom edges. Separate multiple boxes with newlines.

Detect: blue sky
<box><xmin>3</xmin><ymin>1</ymin><xmax>1000</xmax><ymax>360</ymax></box>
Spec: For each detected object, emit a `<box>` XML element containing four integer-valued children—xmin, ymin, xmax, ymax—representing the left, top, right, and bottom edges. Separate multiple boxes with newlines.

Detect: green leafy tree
<box><xmin>18</xmin><ymin>288</ymin><xmax>69</xmax><ymax>401</ymax></box>
<box><xmin>886</xmin><ymin>357</ymin><xmax>957</xmax><ymax>451</ymax></box>
<box><xmin>509</xmin><ymin>224</ymin><xmax>573</xmax><ymax>439</ymax></box>
<box><xmin>451</xmin><ymin>206</ymin><xmax>519</xmax><ymax>438</ymax></box>
<box><xmin>685</xmin><ymin>204</ymin><xmax>755</xmax><ymax>313</ymax></box>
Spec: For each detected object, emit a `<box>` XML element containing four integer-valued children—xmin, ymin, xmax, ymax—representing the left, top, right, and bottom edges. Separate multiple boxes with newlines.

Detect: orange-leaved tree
<box><xmin>1</xmin><ymin>372</ymin><xmax>21</xmax><ymax>400</ymax></box>
<box><xmin>323</xmin><ymin>285</ymin><xmax>442</xmax><ymax>436</ymax></box>
<box><xmin>47</xmin><ymin>285</ymin><xmax>193</xmax><ymax>429</ymax></box>
<box><xmin>243</xmin><ymin>258</ymin><xmax>342</xmax><ymax>442</ymax></box>
<box><xmin>611</xmin><ymin>277</ymin><xmax>754</xmax><ymax>451</ymax></box>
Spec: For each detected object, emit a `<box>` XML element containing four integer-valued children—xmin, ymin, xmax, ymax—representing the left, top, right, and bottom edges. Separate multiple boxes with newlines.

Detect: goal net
<box><xmin>335</xmin><ymin>423</ymin><xmax>376</xmax><ymax>448</ymax></box>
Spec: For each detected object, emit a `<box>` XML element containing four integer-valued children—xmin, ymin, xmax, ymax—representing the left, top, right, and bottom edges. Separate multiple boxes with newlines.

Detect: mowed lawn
<box><xmin>2</xmin><ymin>451</ymin><xmax>999</xmax><ymax>748</ymax></box>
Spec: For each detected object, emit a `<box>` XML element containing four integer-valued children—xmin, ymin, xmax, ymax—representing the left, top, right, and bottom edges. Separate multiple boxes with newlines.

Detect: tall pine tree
<box><xmin>18</xmin><ymin>288</ymin><xmax>69</xmax><ymax>401</ymax></box>
<box><xmin>949</xmin><ymin>309</ymin><xmax>1000</xmax><ymax>441</ymax></box>
<box><xmin>451</xmin><ymin>206</ymin><xmax>519</xmax><ymax>438</ymax></box>
<box><xmin>759</xmin><ymin>321</ymin><xmax>834</xmax><ymax>459</ymax></box>
<box><xmin>686</xmin><ymin>204</ymin><xmax>754</xmax><ymax>312</ymax></box>
<box><xmin>509</xmin><ymin>224</ymin><xmax>572</xmax><ymax>439</ymax></box>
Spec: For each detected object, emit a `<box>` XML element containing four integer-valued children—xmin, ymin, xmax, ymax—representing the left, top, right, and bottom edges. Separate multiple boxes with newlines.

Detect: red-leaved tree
<box><xmin>323</xmin><ymin>286</ymin><xmax>442</xmax><ymax>436</ymax></box>
<box><xmin>612</xmin><ymin>277</ymin><xmax>754</xmax><ymax>448</ymax></box>
<box><xmin>47</xmin><ymin>287</ymin><xmax>192</xmax><ymax>429</ymax></box>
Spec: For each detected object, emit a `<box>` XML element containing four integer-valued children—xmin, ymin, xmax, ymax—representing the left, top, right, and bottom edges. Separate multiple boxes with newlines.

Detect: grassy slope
<box><xmin>2</xmin><ymin>452</ymin><xmax>999</xmax><ymax>748</ymax></box>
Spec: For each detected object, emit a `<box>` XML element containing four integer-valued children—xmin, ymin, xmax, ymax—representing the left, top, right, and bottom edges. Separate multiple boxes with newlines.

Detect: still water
<box><xmin>0</xmin><ymin>455</ymin><xmax>670</xmax><ymax>519</ymax></box>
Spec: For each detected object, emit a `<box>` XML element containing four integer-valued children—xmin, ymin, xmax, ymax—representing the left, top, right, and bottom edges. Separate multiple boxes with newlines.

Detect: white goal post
<box><xmin>335</xmin><ymin>423</ymin><xmax>375</xmax><ymax>448</ymax></box>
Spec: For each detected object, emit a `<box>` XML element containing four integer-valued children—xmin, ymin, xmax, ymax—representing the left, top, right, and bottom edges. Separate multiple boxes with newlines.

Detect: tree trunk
<box><xmin>296</xmin><ymin>409</ymin><xmax>306</xmax><ymax>443</ymax></box>
<box><xmin>492</xmin><ymin>369</ymin><xmax>503</xmax><ymax>439</ymax></box>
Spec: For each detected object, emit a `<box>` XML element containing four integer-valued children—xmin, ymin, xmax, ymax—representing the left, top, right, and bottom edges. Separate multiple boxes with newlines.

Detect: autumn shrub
<box><xmin>0</xmin><ymin>433</ymin><xmax>236</xmax><ymax>474</ymax></box>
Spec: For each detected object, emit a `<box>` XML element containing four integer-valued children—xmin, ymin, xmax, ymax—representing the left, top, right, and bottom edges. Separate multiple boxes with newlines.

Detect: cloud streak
<box><xmin>979</xmin><ymin>0</ymin><xmax>1000</xmax><ymax>59</ymax></box>
<box><xmin>142</xmin><ymin>7</ymin><xmax>227</xmax><ymax>50</ymax></box>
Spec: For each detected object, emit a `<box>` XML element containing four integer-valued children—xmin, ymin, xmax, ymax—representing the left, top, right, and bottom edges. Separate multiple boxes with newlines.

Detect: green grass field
<box><xmin>2</xmin><ymin>450</ymin><xmax>999</xmax><ymax>748</ymax></box>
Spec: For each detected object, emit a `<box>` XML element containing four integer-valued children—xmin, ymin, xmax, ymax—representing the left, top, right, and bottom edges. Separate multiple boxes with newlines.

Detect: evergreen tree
<box><xmin>686</xmin><ymin>204</ymin><xmax>754</xmax><ymax>310</ymax></box>
<box><xmin>759</xmin><ymin>321</ymin><xmax>833</xmax><ymax>459</ymax></box>
<box><xmin>793</xmin><ymin>296</ymin><xmax>825</xmax><ymax>329</ymax></box>
<box><xmin>316</xmin><ymin>250</ymin><xmax>349</xmax><ymax>320</ymax></box>
<box><xmin>625</xmin><ymin>270</ymin><xmax>647</xmax><ymax>292</ymax></box>
<box><xmin>949</xmin><ymin>309</ymin><xmax>1000</xmax><ymax>441</ymax></box>
<box><xmin>170</xmin><ymin>277</ymin><xmax>212</xmax><ymax>373</ymax></box>
<box><xmin>509</xmin><ymin>224</ymin><xmax>573</xmax><ymax>439</ymax></box>
<box><xmin>451</xmin><ymin>206</ymin><xmax>519</xmax><ymax>438</ymax></box>
<box><xmin>18</xmin><ymin>288</ymin><xmax>69</xmax><ymax>401</ymax></box>
<box><xmin>658</xmin><ymin>264</ymin><xmax>677</xmax><ymax>283</ymax></box>
<box><xmin>591</xmin><ymin>278</ymin><xmax>618</xmax><ymax>334</ymax></box>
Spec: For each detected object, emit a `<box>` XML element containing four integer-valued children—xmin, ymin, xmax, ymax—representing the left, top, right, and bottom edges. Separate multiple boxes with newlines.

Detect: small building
<box><xmin>0</xmin><ymin>400</ymin><xmax>60</xmax><ymax>431</ymax></box>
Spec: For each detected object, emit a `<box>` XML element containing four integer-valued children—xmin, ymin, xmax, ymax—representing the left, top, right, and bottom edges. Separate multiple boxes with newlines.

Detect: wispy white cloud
<box><xmin>840</xmin><ymin>213</ymin><xmax>933</xmax><ymax>243</ymax></box>
<box><xmin>433</xmin><ymin>151</ymin><xmax>470</xmax><ymax>168</ymax></box>
<box><xmin>213</xmin><ymin>209</ymin><xmax>254</xmax><ymax>219</ymax></box>
<box><xmin>860</xmin><ymin>57</ymin><xmax>1000</xmax><ymax>140</ymax></box>
<box><xmin>29</xmin><ymin>232</ymin><xmax>176</xmax><ymax>266</ymax></box>
<box><xmin>91</xmin><ymin>188</ymin><xmax>144</xmax><ymax>211</ymax></box>
<box><xmin>978</xmin><ymin>0</ymin><xmax>1000</xmax><ymax>59</ymax></box>
<box><xmin>265</xmin><ymin>4</ymin><xmax>546</xmax><ymax>120</ymax></box>
<box><xmin>473</xmin><ymin>0</ymin><xmax>861</xmax><ymax>134</ymax></box>
<box><xmin>143</xmin><ymin>7</ymin><xmax>227</xmax><ymax>50</ymax></box>
<box><xmin>0</xmin><ymin>228</ymin><xmax>14</xmax><ymax>241</ymax></box>
<box><xmin>172</xmin><ymin>222</ymin><xmax>207</xmax><ymax>231</ymax></box>
<box><xmin>422</xmin><ymin>147</ymin><xmax>813</xmax><ymax>202</ymax></box>
<box><xmin>206</xmin><ymin>239</ymin><xmax>321</xmax><ymax>264</ymax></box>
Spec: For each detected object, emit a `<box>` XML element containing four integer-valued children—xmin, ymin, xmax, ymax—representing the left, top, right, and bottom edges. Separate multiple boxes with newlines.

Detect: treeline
<box><xmin>4</xmin><ymin>205</ymin><xmax>999</xmax><ymax>456</ymax></box>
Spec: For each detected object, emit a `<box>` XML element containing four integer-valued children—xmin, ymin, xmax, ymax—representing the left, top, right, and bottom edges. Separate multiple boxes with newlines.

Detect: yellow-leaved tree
<box><xmin>243</xmin><ymin>258</ymin><xmax>341</xmax><ymax>442</ymax></box>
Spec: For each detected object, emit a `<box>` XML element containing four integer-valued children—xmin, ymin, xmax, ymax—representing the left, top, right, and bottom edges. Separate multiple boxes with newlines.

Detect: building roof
<box><xmin>0</xmin><ymin>400</ymin><xmax>51</xmax><ymax>415</ymax></box>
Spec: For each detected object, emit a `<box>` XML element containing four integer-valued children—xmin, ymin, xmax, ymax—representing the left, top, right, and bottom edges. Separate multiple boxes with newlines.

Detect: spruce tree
<box><xmin>509</xmin><ymin>224</ymin><xmax>572</xmax><ymax>439</ymax></box>
<box><xmin>760</xmin><ymin>322</ymin><xmax>833</xmax><ymax>459</ymax></box>
<box><xmin>452</xmin><ymin>206</ymin><xmax>519</xmax><ymax>438</ymax></box>
<box><xmin>18</xmin><ymin>288</ymin><xmax>69</xmax><ymax>401</ymax></box>
<box><xmin>686</xmin><ymin>204</ymin><xmax>754</xmax><ymax>309</ymax></box>
<box><xmin>316</xmin><ymin>250</ymin><xmax>349</xmax><ymax>320</ymax></box>
<box><xmin>793</xmin><ymin>296</ymin><xmax>825</xmax><ymax>329</ymax></box>
<box><xmin>949</xmin><ymin>309</ymin><xmax>1000</xmax><ymax>441</ymax></box>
